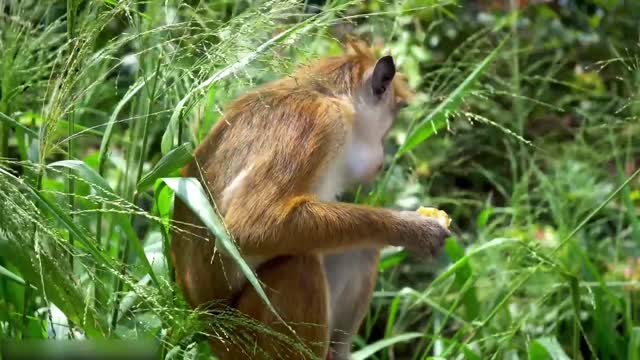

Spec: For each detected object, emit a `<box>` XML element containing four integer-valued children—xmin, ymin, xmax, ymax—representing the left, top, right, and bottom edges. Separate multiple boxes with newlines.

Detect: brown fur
<box><xmin>171</xmin><ymin>39</ymin><xmax>447</xmax><ymax>359</ymax></box>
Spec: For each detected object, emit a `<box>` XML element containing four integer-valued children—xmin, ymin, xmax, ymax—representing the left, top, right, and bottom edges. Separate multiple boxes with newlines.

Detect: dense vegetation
<box><xmin>1</xmin><ymin>0</ymin><xmax>639</xmax><ymax>359</ymax></box>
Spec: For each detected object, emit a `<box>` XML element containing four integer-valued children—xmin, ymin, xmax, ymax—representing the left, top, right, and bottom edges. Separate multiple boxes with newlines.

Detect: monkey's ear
<box><xmin>371</xmin><ymin>55</ymin><xmax>396</xmax><ymax>98</ymax></box>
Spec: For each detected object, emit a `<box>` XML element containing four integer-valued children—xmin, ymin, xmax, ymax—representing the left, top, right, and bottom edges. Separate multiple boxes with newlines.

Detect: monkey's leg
<box><xmin>324</xmin><ymin>248</ymin><xmax>380</xmax><ymax>360</ymax></box>
<box><xmin>213</xmin><ymin>255</ymin><xmax>330</xmax><ymax>360</ymax></box>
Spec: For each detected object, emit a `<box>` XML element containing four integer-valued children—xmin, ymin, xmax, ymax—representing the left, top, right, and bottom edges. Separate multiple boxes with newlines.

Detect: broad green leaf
<box><xmin>154</xmin><ymin>181</ymin><xmax>174</xmax><ymax>278</ymax></box>
<box><xmin>351</xmin><ymin>332</ymin><xmax>423</xmax><ymax>360</ymax></box>
<box><xmin>397</xmin><ymin>36</ymin><xmax>508</xmax><ymax>156</ymax></box>
<box><xmin>528</xmin><ymin>337</ymin><xmax>570</xmax><ymax>360</ymax></box>
<box><xmin>137</xmin><ymin>142</ymin><xmax>193</xmax><ymax>192</ymax></box>
<box><xmin>161</xmin><ymin>177</ymin><xmax>281</xmax><ymax>320</ymax></box>
<box><xmin>200</xmin><ymin>87</ymin><xmax>220</xmax><ymax>141</ymax></box>
<box><xmin>155</xmin><ymin>182</ymin><xmax>173</xmax><ymax>233</ymax></box>
<box><xmin>48</xmin><ymin>160</ymin><xmax>159</xmax><ymax>287</ymax></box>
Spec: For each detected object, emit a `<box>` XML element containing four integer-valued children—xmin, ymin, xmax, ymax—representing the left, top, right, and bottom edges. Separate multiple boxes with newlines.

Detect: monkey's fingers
<box><xmin>416</xmin><ymin>206</ymin><xmax>452</xmax><ymax>229</ymax></box>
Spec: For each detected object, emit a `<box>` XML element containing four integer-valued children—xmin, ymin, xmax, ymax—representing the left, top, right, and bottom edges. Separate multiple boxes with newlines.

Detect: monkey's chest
<box><xmin>314</xmin><ymin>146</ymin><xmax>353</xmax><ymax>202</ymax></box>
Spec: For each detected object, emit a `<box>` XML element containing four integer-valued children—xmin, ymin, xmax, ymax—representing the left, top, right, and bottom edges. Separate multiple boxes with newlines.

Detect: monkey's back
<box><xmin>170</xmin><ymin>79</ymin><xmax>346</xmax><ymax>309</ymax></box>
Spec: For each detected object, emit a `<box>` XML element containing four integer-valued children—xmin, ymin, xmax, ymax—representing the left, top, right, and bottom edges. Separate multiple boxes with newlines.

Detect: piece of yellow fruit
<box><xmin>416</xmin><ymin>206</ymin><xmax>452</xmax><ymax>229</ymax></box>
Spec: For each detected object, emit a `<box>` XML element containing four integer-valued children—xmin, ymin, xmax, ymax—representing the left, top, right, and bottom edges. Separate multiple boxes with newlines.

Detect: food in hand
<box><xmin>416</xmin><ymin>206</ymin><xmax>452</xmax><ymax>229</ymax></box>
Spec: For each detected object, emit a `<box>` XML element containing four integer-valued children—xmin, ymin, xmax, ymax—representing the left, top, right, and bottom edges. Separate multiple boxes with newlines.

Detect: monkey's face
<box><xmin>346</xmin><ymin>55</ymin><xmax>404</xmax><ymax>185</ymax></box>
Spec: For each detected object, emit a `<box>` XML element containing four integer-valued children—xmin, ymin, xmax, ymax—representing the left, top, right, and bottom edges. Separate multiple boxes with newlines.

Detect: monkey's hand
<box><xmin>395</xmin><ymin>210</ymin><xmax>451</xmax><ymax>257</ymax></box>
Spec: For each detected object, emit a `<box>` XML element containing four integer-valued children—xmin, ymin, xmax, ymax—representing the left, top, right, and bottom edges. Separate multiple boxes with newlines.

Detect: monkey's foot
<box><xmin>416</xmin><ymin>206</ymin><xmax>452</xmax><ymax>229</ymax></box>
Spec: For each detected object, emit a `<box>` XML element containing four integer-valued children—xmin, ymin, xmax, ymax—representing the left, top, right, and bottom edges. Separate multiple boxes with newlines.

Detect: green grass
<box><xmin>1</xmin><ymin>0</ymin><xmax>640</xmax><ymax>359</ymax></box>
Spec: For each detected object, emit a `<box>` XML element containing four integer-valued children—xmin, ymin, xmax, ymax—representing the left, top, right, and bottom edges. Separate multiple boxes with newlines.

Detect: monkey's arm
<box><xmin>226</xmin><ymin>195</ymin><xmax>448</xmax><ymax>257</ymax></box>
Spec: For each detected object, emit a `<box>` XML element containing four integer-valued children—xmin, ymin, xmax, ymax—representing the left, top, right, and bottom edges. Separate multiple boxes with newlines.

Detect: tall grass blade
<box><xmin>630</xmin><ymin>327</ymin><xmax>640</xmax><ymax>360</ymax></box>
<box><xmin>382</xmin><ymin>295</ymin><xmax>402</xmax><ymax>360</ymax></box>
<box><xmin>449</xmin><ymin>167</ymin><xmax>640</xmax><ymax>354</ymax></box>
<box><xmin>412</xmin><ymin>237</ymin><xmax>520</xmax><ymax>307</ymax></box>
<box><xmin>0</xmin><ymin>265</ymin><xmax>27</xmax><ymax>286</ymax></box>
<box><xmin>0</xmin><ymin>112</ymin><xmax>39</xmax><ymax>139</ymax></box>
<box><xmin>162</xmin><ymin>14</ymin><xmax>326</xmax><ymax>154</ymax></box>
<box><xmin>1</xmin><ymin>168</ymin><xmax>115</xmax><ymax>269</ymax></box>
<box><xmin>49</xmin><ymin>160</ymin><xmax>112</xmax><ymax>196</ymax></box>
<box><xmin>351</xmin><ymin>332</ymin><xmax>423</xmax><ymax>360</ymax></box>
<box><xmin>443</xmin><ymin>237</ymin><xmax>479</xmax><ymax>320</ymax></box>
<box><xmin>0</xmin><ymin>170</ymin><xmax>106</xmax><ymax>337</ymax></box>
<box><xmin>98</xmin><ymin>79</ymin><xmax>147</xmax><ymax>174</ymax></box>
<box><xmin>396</xmin><ymin>36</ymin><xmax>508</xmax><ymax>156</ymax></box>
<box><xmin>48</xmin><ymin>160</ymin><xmax>160</xmax><ymax>287</ymax></box>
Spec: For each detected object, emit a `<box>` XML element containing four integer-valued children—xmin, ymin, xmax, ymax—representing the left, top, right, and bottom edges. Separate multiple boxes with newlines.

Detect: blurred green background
<box><xmin>1</xmin><ymin>0</ymin><xmax>640</xmax><ymax>359</ymax></box>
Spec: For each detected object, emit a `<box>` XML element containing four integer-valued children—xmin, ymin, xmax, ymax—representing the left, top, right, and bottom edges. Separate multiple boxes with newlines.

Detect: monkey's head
<box><xmin>347</xmin><ymin>53</ymin><xmax>406</xmax><ymax>184</ymax></box>
<box><xmin>295</xmin><ymin>38</ymin><xmax>414</xmax><ymax>184</ymax></box>
<box><xmin>338</xmin><ymin>39</ymin><xmax>414</xmax><ymax>184</ymax></box>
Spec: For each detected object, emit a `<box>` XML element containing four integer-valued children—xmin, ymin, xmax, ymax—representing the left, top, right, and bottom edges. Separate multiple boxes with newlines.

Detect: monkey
<box><xmin>170</xmin><ymin>38</ymin><xmax>451</xmax><ymax>360</ymax></box>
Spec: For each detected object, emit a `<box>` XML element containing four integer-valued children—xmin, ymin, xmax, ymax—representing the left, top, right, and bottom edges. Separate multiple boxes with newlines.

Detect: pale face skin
<box><xmin>346</xmin><ymin>64</ymin><xmax>400</xmax><ymax>185</ymax></box>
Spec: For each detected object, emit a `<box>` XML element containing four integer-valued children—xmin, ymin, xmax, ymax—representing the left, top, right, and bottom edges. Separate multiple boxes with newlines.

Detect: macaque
<box><xmin>171</xmin><ymin>38</ymin><xmax>450</xmax><ymax>360</ymax></box>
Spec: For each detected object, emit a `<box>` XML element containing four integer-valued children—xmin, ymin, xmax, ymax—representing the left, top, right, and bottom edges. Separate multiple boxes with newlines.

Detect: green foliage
<box><xmin>396</xmin><ymin>35</ymin><xmax>508</xmax><ymax>156</ymax></box>
<box><xmin>1</xmin><ymin>0</ymin><xmax>640</xmax><ymax>359</ymax></box>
